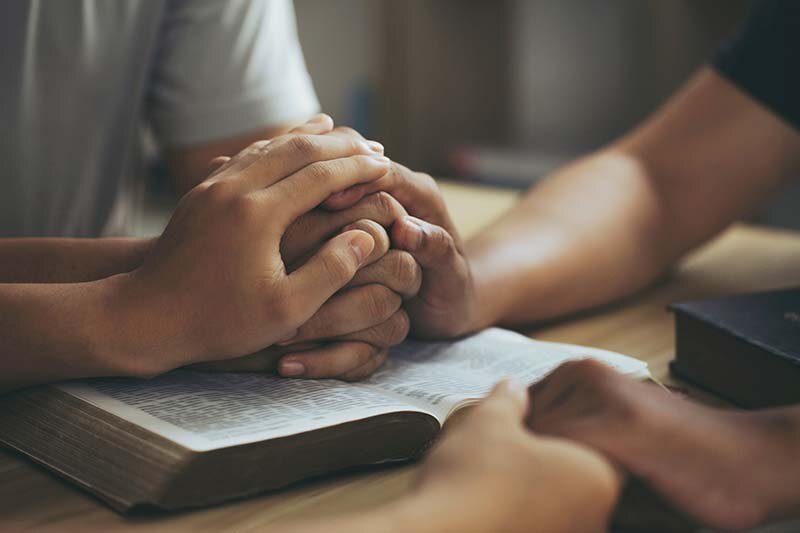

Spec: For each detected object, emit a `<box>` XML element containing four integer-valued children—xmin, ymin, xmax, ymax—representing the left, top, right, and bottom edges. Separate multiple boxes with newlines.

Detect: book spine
<box><xmin>671</xmin><ymin>313</ymin><xmax>800</xmax><ymax>408</ymax></box>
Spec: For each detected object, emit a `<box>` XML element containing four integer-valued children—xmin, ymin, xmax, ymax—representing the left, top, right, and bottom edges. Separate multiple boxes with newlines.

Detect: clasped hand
<box><xmin>112</xmin><ymin>114</ymin><xmax>477</xmax><ymax>380</ymax></box>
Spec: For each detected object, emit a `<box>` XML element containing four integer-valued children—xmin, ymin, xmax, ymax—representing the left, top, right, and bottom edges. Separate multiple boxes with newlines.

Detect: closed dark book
<box><xmin>669</xmin><ymin>287</ymin><xmax>800</xmax><ymax>408</ymax></box>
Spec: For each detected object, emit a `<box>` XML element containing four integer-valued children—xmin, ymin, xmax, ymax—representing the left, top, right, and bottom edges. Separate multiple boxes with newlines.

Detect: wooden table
<box><xmin>3</xmin><ymin>180</ymin><xmax>800</xmax><ymax>532</ymax></box>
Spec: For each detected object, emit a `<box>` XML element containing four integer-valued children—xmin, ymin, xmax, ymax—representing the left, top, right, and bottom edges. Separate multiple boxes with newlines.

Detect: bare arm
<box><xmin>0</xmin><ymin>123</ymin><xmax>298</xmax><ymax>284</ymax></box>
<box><xmin>164</xmin><ymin>125</ymin><xmax>295</xmax><ymax>195</ymax></box>
<box><xmin>467</xmin><ymin>68</ymin><xmax>800</xmax><ymax>327</ymax></box>
<box><xmin>0</xmin><ymin>128</ymin><xmax>389</xmax><ymax>392</ymax></box>
<box><xmin>0</xmin><ymin>238</ymin><xmax>153</xmax><ymax>283</ymax></box>
<box><xmin>0</xmin><ymin>279</ymin><xmax>129</xmax><ymax>391</ymax></box>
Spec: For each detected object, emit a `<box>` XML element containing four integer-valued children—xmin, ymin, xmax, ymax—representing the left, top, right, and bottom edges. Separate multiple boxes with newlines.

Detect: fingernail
<box><xmin>367</xmin><ymin>140</ymin><xmax>384</xmax><ymax>153</ymax></box>
<box><xmin>350</xmin><ymin>232</ymin><xmax>375</xmax><ymax>266</ymax></box>
<box><xmin>403</xmin><ymin>218</ymin><xmax>423</xmax><ymax>251</ymax></box>
<box><xmin>280</xmin><ymin>361</ymin><xmax>305</xmax><ymax>377</ymax></box>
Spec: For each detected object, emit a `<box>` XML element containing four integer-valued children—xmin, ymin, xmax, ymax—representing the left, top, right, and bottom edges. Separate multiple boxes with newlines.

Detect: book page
<box><xmin>59</xmin><ymin>372</ymin><xmax>423</xmax><ymax>452</ymax></box>
<box><xmin>59</xmin><ymin>328</ymin><xmax>648</xmax><ymax>452</ymax></box>
<box><xmin>360</xmin><ymin>328</ymin><xmax>650</xmax><ymax>421</ymax></box>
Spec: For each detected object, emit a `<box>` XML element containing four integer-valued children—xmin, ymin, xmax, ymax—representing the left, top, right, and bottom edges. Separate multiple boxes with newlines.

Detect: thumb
<box><xmin>477</xmin><ymin>379</ymin><xmax>530</xmax><ymax>424</ymax></box>
<box><xmin>286</xmin><ymin>230</ymin><xmax>375</xmax><ymax>323</ymax></box>
<box><xmin>392</xmin><ymin>216</ymin><xmax>459</xmax><ymax>270</ymax></box>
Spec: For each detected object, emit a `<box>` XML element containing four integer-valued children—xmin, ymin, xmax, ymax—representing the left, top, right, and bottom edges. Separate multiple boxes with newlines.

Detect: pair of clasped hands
<box><xmin>114</xmin><ymin>114</ymin><xmax>476</xmax><ymax>380</ymax></box>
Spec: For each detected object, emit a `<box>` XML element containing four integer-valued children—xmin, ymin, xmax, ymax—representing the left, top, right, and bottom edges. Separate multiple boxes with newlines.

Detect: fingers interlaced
<box><xmin>282</xmin><ymin>193</ymin><xmax>405</xmax><ymax>271</ymax></box>
<box><xmin>346</xmin><ymin>250</ymin><xmax>422</xmax><ymax>299</ymax></box>
<box><xmin>194</xmin><ymin>118</ymin><xmax>414</xmax><ymax>383</ymax></box>
<box><xmin>285</xmin><ymin>284</ymin><xmax>402</xmax><ymax>345</ymax></box>
<box><xmin>285</xmin><ymin>229</ymin><xmax>375</xmax><ymax>326</ymax></box>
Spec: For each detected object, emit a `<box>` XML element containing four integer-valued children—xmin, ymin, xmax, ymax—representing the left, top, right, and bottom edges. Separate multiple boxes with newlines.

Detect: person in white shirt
<box><xmin>0</xmin><ymin>1</ymin><xmax>439</xmax><ymax>386</ymax></box>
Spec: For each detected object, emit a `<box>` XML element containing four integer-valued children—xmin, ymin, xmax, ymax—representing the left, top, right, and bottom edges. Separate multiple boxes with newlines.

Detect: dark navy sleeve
<box><xmin>712</xmin><ymin>0</ymin><xmax>800</xmax><ymax>131</ymax></box>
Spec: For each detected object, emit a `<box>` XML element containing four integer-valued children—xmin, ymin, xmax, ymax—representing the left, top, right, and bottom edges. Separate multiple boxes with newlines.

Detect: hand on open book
<box><xmin>408</xmin><ymin>380</ymin><xmax>620</xmax><ymax>533</ymax></box>
<box><xmin>109</xmin><ymin>128</ymin><xmax>392</xmax><ymax>377</ymax></box>
<box><xmin>196</xmin><ymin>214</ymin><xmax>422</xmax><ymax>381</ymax></box>
<box><xmin>193</xmin><ymin>118</ymin><xmax>422</xmax><ymax>380</ymax></box>
<box><xmin>525</xmin><ymin>360</ymin><xmax>800</xmax><ymax>531</ymax></box>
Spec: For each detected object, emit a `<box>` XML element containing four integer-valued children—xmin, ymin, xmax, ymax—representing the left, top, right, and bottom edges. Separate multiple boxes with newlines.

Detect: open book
<box><xmin>0</xmin><ymin>328</ymin><xmax>649</xmax><ymax>512</ymax></box>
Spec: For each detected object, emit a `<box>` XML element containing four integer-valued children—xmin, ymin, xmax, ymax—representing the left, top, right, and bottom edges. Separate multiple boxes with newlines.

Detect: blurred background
<box><xmin>293</xmin><ymin>0</ymin><xmax>800</xmax><ymax>229</ymax></box>
<box><xmin>135</xmin><ymin>0</ymin><xmax>800</xmax><ymax>232</ymax></box>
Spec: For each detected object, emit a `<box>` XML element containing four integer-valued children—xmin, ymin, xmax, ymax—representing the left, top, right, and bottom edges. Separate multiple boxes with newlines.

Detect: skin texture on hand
<box><xmin>108</xmin><ymin>129</ymin><xmax>392</xmax><ymax>377</ymax></box>
<box><xmin>196</xmin><ymin>215</ymin><xmax>421</xmax><ymax>381</ymax></box>
<box><xmin>196</xmin><ymin>116</ymin><xmax>424</xmax><ymax>380</ymax></box>
<box><xmin>321</xmin><ymin>132</ymin><xmax>482</xmax><ymax>340</ymax></box>
<box><xmin>526</xmin><ymin>360</ymin><xmax>800</xmax><ymax>531</ymax></box>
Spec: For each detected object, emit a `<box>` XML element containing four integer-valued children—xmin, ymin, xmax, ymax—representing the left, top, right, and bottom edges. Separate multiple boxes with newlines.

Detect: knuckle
<box><xmin>189</xmin><ymin>180</ymin><xmax>212</xmax><ymax>195</ymax></box>
<box><xmin>307</xmin><ymin>160</ymin><xmax>338</xmax><ymax>182</ymax></box>
<box><xmin>428</xmin><ymin>225</ymin><xmax>456</xmax><ymax>257</ymax></box>
<box><xmin>199</xmin><ymin>179</ymin><xmax>235</xmax><ymax>205</ymax></box>
<box><xmin>228</xmin><ymin>193</ymin><xmax>260</xmax><ymax>224</ymax></box>
<box><xmin>415</xmin><ymin>171</ymin><xmax>447</xmax><ymax>207</ymax></box>
<box><xmin>371</xmin><ymin>191</ymin><xmax>405</xmax><ymax>220</ymax></box>
<box><xmin>391</xmin><ymin>251</ymin><xmax>422</xmax><ymax>289</ymax></box>
<box><xmin>334</xmin><ymin>126</ymin><xmax>360</xmax><ymax>138</ymax></box>
<box><xmin>321</xmin><ymin>249</ymin><xmax>355</xmax><ymax>286</ymax></box>
<box><xmin>249</xmin><ymin>139</ymin><xmax>271</xmax><ymax>149</ymax></box>
<box><xmin>364</xmin><ymin>285</ymin><xmax>402</xmax><ymax>320</ymax></box>
<box><xmin>244</xmin><ymin>139</ymin><xmax>270</xmax><ymax>155</ymax></box>
<box><xmin>310</xmin><ymin>113</ymin><xmax>334</xmax><ymax>130</ymax></box>
<box><xmin>351</xmin><ymin>219</ymin><xmax>389</xmax><ymax>251</ymax></box>
<box><xmin>288</xmin><ymin>134</ymin><xmax>320</xmax><ymax>159</ymax></box>
<box><xmin>342</xmin><ymin>347</ymin><xmax>385</xmax><ymax>382</ymax></box>
<box><xmin>385</xmin><ymin>310</ymin><xmax>410</xmax><ymax>345</ymax></box>
<box><xmin>418</xmin><ymin>171</ymin><xmax>439</xmax><ymax>190</ymax></box>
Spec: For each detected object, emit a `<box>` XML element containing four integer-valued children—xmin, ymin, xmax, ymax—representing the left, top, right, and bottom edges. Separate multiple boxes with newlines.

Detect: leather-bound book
<box><xmin>669</xmin><ymin>287</ymin><xmax>800</xmax><ymax>408</ymax></box>
<box><xmin>0</xmin><ymin>328</ymin><xmax>648</xmax><ymax>512</ymax></box>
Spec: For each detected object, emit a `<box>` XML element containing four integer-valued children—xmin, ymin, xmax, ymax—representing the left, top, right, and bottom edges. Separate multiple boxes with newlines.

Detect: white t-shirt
<box><xmin>0</xmin><ymin>0</ymin><xmax>319</xmax><ymax>237</ymax></box>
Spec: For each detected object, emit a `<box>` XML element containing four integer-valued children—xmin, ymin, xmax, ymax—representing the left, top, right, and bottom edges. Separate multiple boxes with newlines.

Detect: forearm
<box><xmin>466</xmin><ymin>149</ymin><xmax>672</xmax><ymax>327</ymax></box>
<box><xmin>0</xmin><ymin>237</ymin><xmax>153</xmax><ymax>283</ymax></box>
<box><xmin>0</xmin><ymin>276</ymin><xmax>131</xmax><ymax>392</ymax></box>
<box><xmin>467</xmin><ymin>69</ymin><xmax>800</xmax><ymax>328</ymax></box>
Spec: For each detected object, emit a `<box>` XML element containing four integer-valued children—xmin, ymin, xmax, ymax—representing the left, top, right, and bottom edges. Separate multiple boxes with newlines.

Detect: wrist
<box><xmin>466</xmin><ymin>251</ymin><xmax>514</xmax><ymax>331</ymax></box>
<box><xmin>90</xmin><ymin>271</ymin><xmax>178</xmax><ymax>379</ymax></box>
